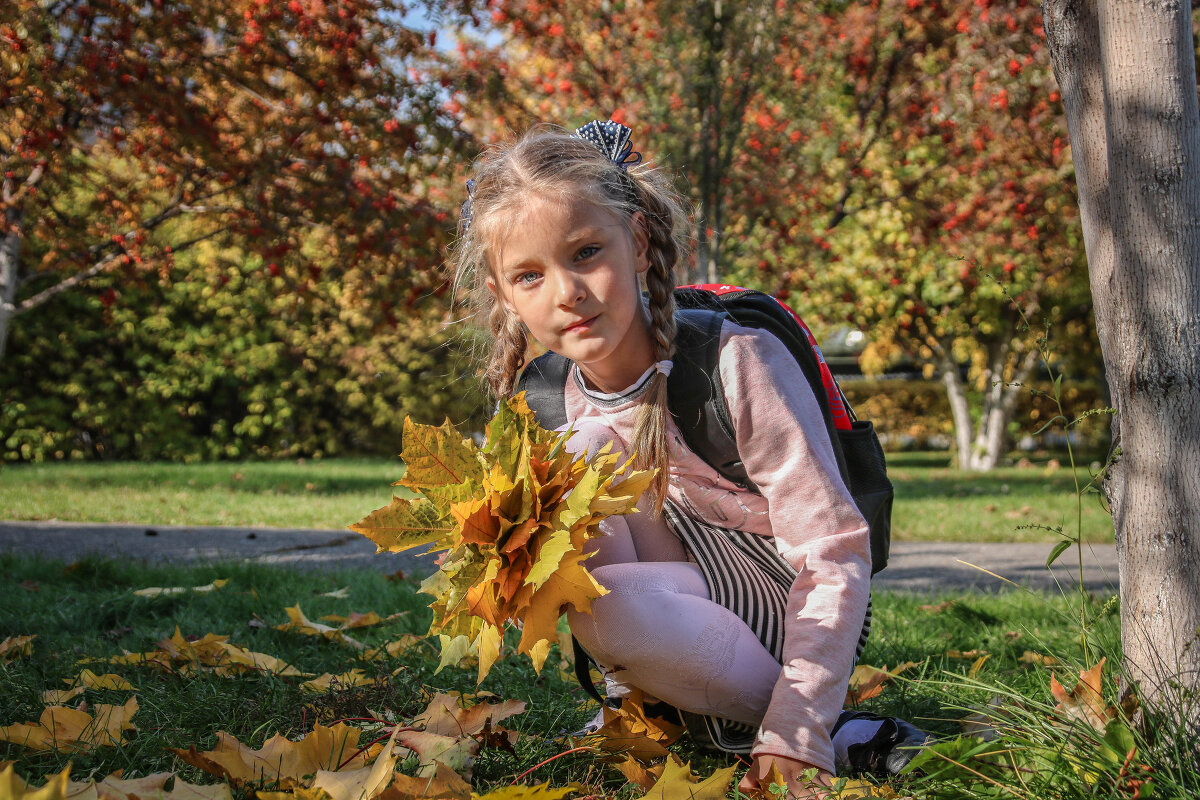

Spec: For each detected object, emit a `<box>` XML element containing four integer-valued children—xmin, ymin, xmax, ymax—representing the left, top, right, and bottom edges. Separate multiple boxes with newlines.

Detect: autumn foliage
<box><xmin>352</xmin><ymin>396</ymin><xmax>654</xmax><ymax>681</ymax></box>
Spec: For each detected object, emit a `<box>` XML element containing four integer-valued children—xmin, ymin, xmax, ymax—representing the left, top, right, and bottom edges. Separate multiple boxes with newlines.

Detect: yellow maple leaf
<box><xmin>318</xmin><ymin>612</ymin><xmax>403</xmax><ymax>630</ymax></box>
<box><xmin>170</xmin><ymin>724</ymin><xmax>374</xmax><ymax>788</ymax></box>
<box><xmin>637</xmin><ymin>758</ymin><xmax>736</xmax><ymax>800</ymax></box>
<box><xmin>845</xmin><ymin>662</ymin><xmax>920</xmax><ymax>706</ymax></box>
<box><xmin>473</xmin><ymin>785</ymin><xmax>573</xmax><ymax>800</ymax></box>
<box><xmin>0</xmin><ymin>635</ymin><xmax>35</xmax><ymax>665</ymax></box>
<box><xmin>0</xmin><ymin>764</ymin><xmax>68</xmax><ymax>800</ymax></box>
<box><xmin>0</xmin><ymin>698</ymin><xmax>138</xmax><ymax>752</ymax></box>
<box><xmin>306</xmin><ymin>722</ymin><xmax>402</xmax><ymax>800</ymax></box>
<box><xmin>69</xmin><ymin>670</ymin><xmax>137</xmax><ymax>691</ymax></box>
<box><xmin>362</xmin><ymin>635</ymin><xmax>426</xmax><ymax>661</ymax></box>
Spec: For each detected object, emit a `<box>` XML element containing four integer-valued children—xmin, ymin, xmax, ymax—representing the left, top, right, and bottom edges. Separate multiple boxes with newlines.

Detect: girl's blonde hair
<box><xmin>449</xmin><ymin>124</ymin><xmax>692</xmax><ymax>511</ymax></box>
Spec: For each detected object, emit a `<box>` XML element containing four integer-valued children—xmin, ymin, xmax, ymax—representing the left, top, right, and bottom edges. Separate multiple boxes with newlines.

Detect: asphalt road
<box><xmin>0</xmin><ymin>520</ymin><xmax>1119</xmax><ymax>594</ymax></box>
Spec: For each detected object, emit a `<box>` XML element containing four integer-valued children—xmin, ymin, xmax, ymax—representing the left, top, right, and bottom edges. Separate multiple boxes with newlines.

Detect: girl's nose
<box><xmin>553</xmin><ymin>269</ymin><xmax>586</xmax><ymax>308</ymax></box>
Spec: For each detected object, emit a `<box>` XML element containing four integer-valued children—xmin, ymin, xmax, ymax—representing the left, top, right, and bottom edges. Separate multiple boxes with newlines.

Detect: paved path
<box><xmin>0</xmin><ymin>521</ymin><xmax>1119</xmax><ymax>594</ymax></box>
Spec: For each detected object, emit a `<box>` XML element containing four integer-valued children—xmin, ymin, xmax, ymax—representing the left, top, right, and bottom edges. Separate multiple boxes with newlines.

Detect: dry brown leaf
<box><xmin>588</xmin><ymin>692</ymin><xmax>684</xmax><ymax>761</ymax></box>
<box><xmin>41</xmin><ymin>688</ymin><xmax>86</xmax><ymax>705</ymax></box>
<box><xmin>1050</xmin><ymin>657</ymin><xmax>1115</xmax><ymax>730</ymax></box>
<box><xmin>170</xmin><ymin>724</ymin><xmax>376</xmax><ymax>788</ymax></box>
<box><xmin>307</xmin><ymin>723</ymin><xmax>401</xmax><ymax>800</ymax></box>
<box><xmin>1019</xmin><ymin>651</ymin><xmax>1059</xmax><ymax>666</ymax></box>
<box><xmin>0</xmin><ymin>698</ymin><xmax>138</xmax><ymax>752</ymax></box>
<box><xmin>414</xmin><ymin>693</ymin><xmax>526</xmax><ymax>738</ymax></box>
<box><xmin>0</xmin><ymin>636</ymin><xmax>35</xmax><ymax>665</ymax></box>
<box><xmin>362</xmin><ymin>636</ymin><xmax>426</xmax><ymax>662</ymax></box>
<box><xmin>917</xmin><ymin>601</ymin><xmax>956</xmax><ymax>613</ymax></box>
<box><xmin>0</xmin><ymin>764</ymin><xmax>69</xmax><ymax>800</ymax></box>
<box><xmin>275</xmin><ymin>606</ymin><xmax>364</xmax><ymax>650</ymax></box>
<box><xmin>69</xmin><ymin>670</ymin><xmax>137</xmax><ymax>691</ymax></box>
<box><xmin>945</xmin><ymin>649</ymin><xmax>989</xmax><ymax>660</ymax></box>
<box><xmin>301</xmin><ymin>671</ymin><xmax>377</xmax><ymax>694</ymax></box>
<box><xmin>392</xmin><ymin>731</ymin><xmax>477</xmax><ymax>780</ymax></box>
<box><xmin>378</xmin><ymin>764</ymin><xmax>470</xmax><ymax>800</ymax></box>
<box><xmin>845</xmin><ymin>662</ymin><xmax>919</xmax><ymax>706</ymax></box>
<box><xmin>318</xmin><ymin>612</ymin><xmax>404</xmax><ymax>630</ymax></box>
<box><xmin>64</xmin><ymin>772</ymin><xmax>233</xmax><ymax>800</ymax></box>
<box><xmin>102</xmin><ymin>629</ymin><xmax>306</xmax><ymax>677</ymax></box>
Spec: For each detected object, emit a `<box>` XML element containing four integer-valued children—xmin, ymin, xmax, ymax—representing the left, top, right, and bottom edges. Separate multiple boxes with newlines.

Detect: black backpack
<box><xmin>517</xmin><ymin>285</ymin><xmax>893</xmax><ymax>575</ymax></box>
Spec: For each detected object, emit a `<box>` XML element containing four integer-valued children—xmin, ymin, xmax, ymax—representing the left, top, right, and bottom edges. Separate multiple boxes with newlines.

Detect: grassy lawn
<box><xmin>0</xmin><ymin>454</ymin><xmax>1113</xmax><ymax>543</ymax></box>
<box><xmin>0</xmin><ymin>554</ymin><xmax>1129</xmax><ymax>798</ymax></box>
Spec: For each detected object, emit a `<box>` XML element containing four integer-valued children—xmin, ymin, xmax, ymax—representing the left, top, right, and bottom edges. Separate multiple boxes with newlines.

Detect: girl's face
<box><xmin>487</xmin><ymin>192</ymin><xmax>655</xmax><ymax>393</ymax></box>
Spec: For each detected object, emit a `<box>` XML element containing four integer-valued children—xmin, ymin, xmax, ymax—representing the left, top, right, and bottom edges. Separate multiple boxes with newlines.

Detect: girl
<box><xmin>450</xmin><ymin>121</ymin><xmax>924</xmax><ymax>796</ymax></box>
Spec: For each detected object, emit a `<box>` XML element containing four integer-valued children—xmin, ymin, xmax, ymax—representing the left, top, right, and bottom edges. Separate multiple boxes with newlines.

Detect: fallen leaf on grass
<box><xmin>171</xmin><ymin>723</ymin><xmax>377</xmax><ymax>788</ymax></box>
<box><xmin>378</xmin><ymin>764</ymin><xmax>470</xmax><ymax>800</ymax></box>
<box><xmin>133</xmin><ymin>579</ymin><xmax>229</xmax><ymax>597</ymax></box>
<box><xmin>68</xmin><ymin>670</ymin><xmax>137</xmax><ymax>691</ymax></box>
<box><xmin>1019</xmin><ymin>651</ymin><xmax>1059</xmax><ymax>666</ymax></box>
<box><xmin>395</xmin><ymin>693</ymin><xmax>527</xmax><ymax>780</ymax></box>
<box><xmin>276</xmin><ymin>606</ymin><xmax>365</xmax><ymax>650</ymax></box>
<box><xmin>301</xmin><ymin>671</ymin><xmax>377</xmax><ymax>694</ymax></box>
<box><xmin>0</xmin><ymin>636</ymin><xmax>35</xmax><ymax>664</ymax></box>
<box><xmin>845</xmin><ymin>663</ymin><xmax>920</xmax><ymax>705</ymax></box>
<box><xmin>306</xmin><ymin>723</ymin><xmax>401</xmax><ymax>800</ymax></box>
<box><xmin>917</xmin><ymin>601</ymin><xmax>956</xmax><ymax>613</ymax></box>
<box><xmin>319</xmin><ymin>612</ymin><xmax>404</xmax><ymax>630</ymax></box>
<box><xmin>0</xmin><ymin>698</ymin><xmax>138</xmax><ymax>752</ymax></box>
<box><xmin>945</xmin><ymin>649</ymin><xmax>989</xmax><ymax>660</ymax></box>
<box><xmin>42</xmin><ymin>688</ymin><xmax>86</xmax><ymax>705</ymax></box>
<box><xmin>65</xmin><ymin>772</ymin><xmax>233</xmax><ymax>800</ymax></box>
<box><xmin>1050</xmin><ymin>657</ymin><xmax>1119</xmax><ymax>730</ymax></box>
<box><xmin>321</xmin><ymin>588</ymin><xmax>351</xmax><ymax>599</ymax></box>
<box><xmin>613</xmin><ymin>755</ymin><xmax>664</xmax><ymax>790</ymax></box>
<box><xmin>637</xmin><ymin>758</ymin><xmax>735</xmax><ymax>800</ymax></box>
<box><xmin>0</xmin><ymin>763</ymin><xmax>68</xmax><ymax>800</ymax></box>
<box><xmin>362</xmin><ymin>636</ymin><xmax>426</xmax><ymax>661</ymax></box>
<box><xmin>587</xmin><ymin>691</ymin><xmax>684</xmax><ymax>761</ymax></box>
<box><xmin>102</xmin><ymin>628</ymin><xmax>307</xmax><ymax>677</ymax></box>
<box><xmin>474</xmin><ymin>786</ymin><xmax>573</xmax><ymax>800</ymax></box>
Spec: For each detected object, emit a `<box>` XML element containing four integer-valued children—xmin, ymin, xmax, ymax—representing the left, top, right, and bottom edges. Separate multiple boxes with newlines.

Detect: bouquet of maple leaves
<box><xmin>351</xmin><ymin>395</ymin><xmax>655</xmax><ymax>682</ymax></box>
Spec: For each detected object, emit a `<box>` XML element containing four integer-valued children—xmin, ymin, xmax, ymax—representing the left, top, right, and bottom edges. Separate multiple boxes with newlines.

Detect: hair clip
<box><xmin>460</xmin><ymin>178</ymin><xmax>476</xmax><ymax>234</ymax></box>
<box><xmin>574</xmin><ymin>120</ymin><xmax>643</xmax><ymax>168</ymax></box>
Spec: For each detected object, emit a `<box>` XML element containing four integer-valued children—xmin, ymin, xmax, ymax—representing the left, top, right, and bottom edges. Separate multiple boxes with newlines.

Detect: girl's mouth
<box><xmin>562</xmin><ymin>315</ymin><xmax>598</xmax><ymax>334</ymax></box>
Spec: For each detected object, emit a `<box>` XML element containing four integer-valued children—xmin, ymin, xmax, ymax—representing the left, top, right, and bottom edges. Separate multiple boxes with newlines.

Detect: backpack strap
<box><xmin>516</xmin><ymin>351</ymin><xmax>572</xmax><ymax>431</ymax></box>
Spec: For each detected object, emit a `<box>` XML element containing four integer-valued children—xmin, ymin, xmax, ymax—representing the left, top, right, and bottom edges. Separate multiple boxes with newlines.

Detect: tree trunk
<box><xmin>941</xmin><ymin>355</ymin><xmax>976</xmax><ymax>468</ymax></box>
<box><xmin>0</xmin><ymin>223</ymin><xmax>21</xmax><ymax>361</ymax></box>
<box><xmin>1045</xmin><ymin>0</ymin><xmax>1200</xmax><ymax>718</ymax></box>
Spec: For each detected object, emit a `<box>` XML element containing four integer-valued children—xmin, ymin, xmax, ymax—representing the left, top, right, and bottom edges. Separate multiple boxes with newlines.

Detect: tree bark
<box><xmin>0</xmin><ymin>223</ymin><xmax>22</xmax><ymax>361</ymax></box>
<box><xmin>1045</xmin><ymin>0</ymin><xmax>1200</xmax><ymax>718</ymax></box>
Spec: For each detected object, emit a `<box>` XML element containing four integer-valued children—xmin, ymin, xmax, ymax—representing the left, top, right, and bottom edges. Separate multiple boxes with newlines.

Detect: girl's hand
<box><xmin>738</xmin><ymin>754</ymin><xmax>833</xmax><ymax>800</ymax></box>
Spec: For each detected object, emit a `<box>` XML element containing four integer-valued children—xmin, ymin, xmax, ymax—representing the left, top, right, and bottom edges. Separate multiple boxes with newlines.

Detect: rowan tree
<box><xmin>452</xmin><ymin>0</ymin><xmax>1096</xmax><ymax>469</ymax></box>
<box><xmin>0</xmin><ymin>0</ymin><xmax>471</xmax><ymax>361</ymax></box>
<box><xmin>1044</xmin><ymin>0</ymin><xmax>1200</xmax><ymax>723</ymax></box>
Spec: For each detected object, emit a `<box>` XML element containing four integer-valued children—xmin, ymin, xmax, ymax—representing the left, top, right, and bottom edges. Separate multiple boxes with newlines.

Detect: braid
<box><xmin>483</xmin><ymin>302</ymin><xmax>528</xmax><ymax>397</ymax></box>
<box><xmin>631</xmin><ymin>192</ymin><xmax>680</xmax><ymax>515</ymax></box>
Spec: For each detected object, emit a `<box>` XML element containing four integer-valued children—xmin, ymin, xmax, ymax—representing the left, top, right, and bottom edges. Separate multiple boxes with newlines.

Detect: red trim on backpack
<box><xmin>680</xmin><ymin>284</ymin><xmax>852</xmax><ymax>430</ymax></box>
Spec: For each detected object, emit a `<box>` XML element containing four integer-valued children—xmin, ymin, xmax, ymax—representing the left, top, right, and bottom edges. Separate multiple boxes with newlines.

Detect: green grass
<box><xmin>0</xmin><ymin>455</ymin><xmax>1114</xmax><ymax>543</ymax></box>
<box><xmin>0</xmin><ymin>554</ymin><xmax>1126</xmax><ymax>798</ymax></box>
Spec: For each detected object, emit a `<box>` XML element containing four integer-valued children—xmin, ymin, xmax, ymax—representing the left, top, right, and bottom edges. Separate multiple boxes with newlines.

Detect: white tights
<box><xmin>567</xmin><ymin>512</ymin><xmax>782</xmax><ymax>726</ymax></box>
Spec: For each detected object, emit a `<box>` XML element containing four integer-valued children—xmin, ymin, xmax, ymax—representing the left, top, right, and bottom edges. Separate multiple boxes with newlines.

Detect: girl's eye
<box><xmin>576</xmin><ymin>245</ymin><xmax>599</xmax><ymax>260</ymax></box>
<box><xmin>515</xmin><ymin>271</ymin><xmax>540</xmax><ymax>285</ymax></box>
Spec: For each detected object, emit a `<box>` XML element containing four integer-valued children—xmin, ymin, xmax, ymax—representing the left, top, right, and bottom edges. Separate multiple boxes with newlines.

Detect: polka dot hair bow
<box><xmin>574</xmin><ymin>119</ymin><xmax>643</xmax><ymax>168</ymax></box>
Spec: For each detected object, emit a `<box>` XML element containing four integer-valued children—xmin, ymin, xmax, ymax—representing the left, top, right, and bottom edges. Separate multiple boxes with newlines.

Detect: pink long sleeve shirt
<box><xmin>557</xmin><ymin>318</ymin><xmax>872</xmax><ymax>773</ymax></box>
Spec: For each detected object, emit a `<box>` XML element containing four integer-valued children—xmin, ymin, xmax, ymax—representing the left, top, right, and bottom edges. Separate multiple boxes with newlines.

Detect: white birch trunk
<box><xmin>0</xmin><ymin>224</ymin><xmax>21</xmax><ymax>360</ymax></box>
<box><xmin>1045</xmin><ymin>0</ymin><xmax>1200</xmax><ymax>717</ymax></box>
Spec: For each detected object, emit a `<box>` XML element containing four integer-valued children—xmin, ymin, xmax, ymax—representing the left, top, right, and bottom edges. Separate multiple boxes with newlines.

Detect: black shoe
<box><xmin>833</xmin><ymin>711</ymin><xmax>932</xmax><ymax>777</ymax></box>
